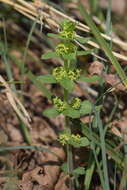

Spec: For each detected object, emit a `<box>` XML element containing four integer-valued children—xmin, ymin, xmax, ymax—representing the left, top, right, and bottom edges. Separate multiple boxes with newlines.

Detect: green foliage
<box><xmin>79</xmin><ymin>3</ymin><xmax>127</xmax><ymax>88</ymax></box>
<box><xmin>60</xmin><ymin>78</ymin><xmax>74</xmax><ymax>92</ymax></box>
<box><xmin>63</xmin><ymin>107</ymin><xmax>80</xmax><ymax>118</ymax></box>
<box><xmin>61</xmin><ymin>162</ymin><xmax>85</xmax><ymax>177</ymax></box>
<box><xmin>36</xmin><ymin>74</ymin><xmax>57</xmax><ymax>84</ymax></box>
<box><xmin>39</xmin><ymin>17</ymin><xmax>111</xmax><ymax>189</ymax></box>
<box><xmin>56</xmin><ymin>42</ymin><xmax>77</xmax><ymax>60</ymax></box>
<box><xmin>43</xmin><ymin>107</ymin><xmax>59</xmax><ymax>117</ymax></box>
<box><xmin>61</xmin><ymin>162</ymin><xmax>68</xmax><ymax>174</ymax></box>
<box><xmin>59</xmin><ymin>131</ymin><xmax>89</xmax><ymax>147</ymax></box>
<box><xmin>79</xmin><ymin>75</ymin><xmax>101</xmax><ymax>83</ymax></box>
<box><xmin>53</xmin><ymin>97</ymin><xmax>68</xmax><ymax>112</ymax></box>
<box><xmin>75</xmin><ymin>36</ymin><xmax>91</xmax><ymax>44</ymax></box>
<box><xmin>77</xmin><ymin>49</ymin><xmax>95</xmax><ymax>56</ymax></box>
<box><xmin>72</xmin><ymin>167</ymin><xmax>85</xmax><ymax>176</ymax></box>
<box><xmin>80</xmin><ymin>100</ymin><xmax>93</xmax><ymax>115</ymax></box>
<box><xmin>41</xmin><ymin>51</ymin><xmax>58</xmax><ymax>59</ymax></box>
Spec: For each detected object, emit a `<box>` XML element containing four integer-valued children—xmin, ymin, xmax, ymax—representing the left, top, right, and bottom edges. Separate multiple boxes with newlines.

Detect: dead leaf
<box><xmin>88</xmin><ymin>61</ymin><xmax>104</xmax><ymax>76</ymax></box>
<box><xmin>18</xmin><ymin>145</ymin><xmax>65</xmax><ymax>190</ymax></box>
<box><xmin>55</xmin><ymin>173</ymin><xmax>70</xmax><ymax>190</ymax></box>
<box><xmin>104</xmin><ymin>74</ymin><xmax>126</xmax><ymax>91</ymax></box>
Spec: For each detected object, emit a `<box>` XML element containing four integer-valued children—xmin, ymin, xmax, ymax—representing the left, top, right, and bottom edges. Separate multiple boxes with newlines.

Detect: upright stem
<box><xmin>64</xmin><ymin>89</ymin><xmax>75</xmax><ymax>190</ymax></box>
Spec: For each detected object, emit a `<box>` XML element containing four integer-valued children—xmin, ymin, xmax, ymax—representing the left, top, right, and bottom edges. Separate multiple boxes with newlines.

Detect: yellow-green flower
<box><xmin>59</xmin><ymin>133</ymin><xmax>81</xmax><ymax>146</ymax></box>
<box><xmin>60</xmin><ymin>30</ymin><xmax>76</xmax><ymax>40</ymax></box>
<box><xmin>53</xmin><ymin>67</ymin><xmax>81</xmax><ymax>82</ymax></box>
<box><xmin>56</xmin><ymin>42</ymin><xmax>77</xmax><ymax>57</ymax></box>
<box><xmin>71</xmin><ymin>98</ymin><xmax>81</xmax><ymax>110</ymax></box>
<box><xmin>53</xmin><ymin>97</ymin><xmax>67</xmax><ymax>112</ymax></box>
<box><xmin>68</xmin><ymin>69</ymin><xmax>81</xmax><ymax>81</ymax></box>
<box><xmin>59</xmin><ymin>134</ymin><xmax>70</xmax><ymax>145</ymax></box>
<box><xmin>60</xmin><ymin>19</ymin><xmax>76</xmax><ymax>32</ymax></box>
<box><xmin>71</xmin><ymin>134</ymin><xmax>81</xmax><ymax>144</ymax></box>
<box><xmin>52</xmin><ymin>67</ymin><xmax>66</xmax><ymax>81</ymax></box>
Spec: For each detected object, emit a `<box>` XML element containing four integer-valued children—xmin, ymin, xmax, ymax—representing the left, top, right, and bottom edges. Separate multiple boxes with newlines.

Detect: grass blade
<box><xmin>2</xmin><ymin>18</ymin><xmax>16</xmax><ymax>91</ymax></box>
<box><xmin>81</xmin><ymin>122</ymin><xmax>124</xmax><ymax>168</ymax></box>
<box><xmin>0</xmin><ymin>145</ymin><xmax>59</xmax><ymax>158</ymax></box>
<box><xmin>96</xmin><ymin>110</ymin><xmax>110</xmax><ymax>190</ymax></box>
<box><xmin>84</xmin><ymin>151</ymin><xmax>96</xmax><ymax>190</ymax></box>
<box><xmin>79</xmin><ymin>4</ymin><xmax>127</xmax><ymax>88</ymax></box>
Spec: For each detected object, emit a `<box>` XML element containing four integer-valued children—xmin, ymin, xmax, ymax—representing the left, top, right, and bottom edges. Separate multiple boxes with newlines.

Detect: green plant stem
<box><xmin>64</xmin><ymin>89</ymin><xmax>75</xmax><ymax>190</ymax></box>
<box><xmin>2</xmin><ymin>17</ymin><xmax>16</xmax><ymax>92</ymax></box>
<box><xmin>20</xmin><ymin>121</ymin><xmax>32</xmax><ymax>145</ymax></box>
<box><xmin>119</xmin><ymin>142</ymin><xmax>127</xmax><ymax>190</ymax></box>
<box><xmin>96</xmin><ymin>111</ymin><xmax>110</xmax><ymax>190</ymax></box>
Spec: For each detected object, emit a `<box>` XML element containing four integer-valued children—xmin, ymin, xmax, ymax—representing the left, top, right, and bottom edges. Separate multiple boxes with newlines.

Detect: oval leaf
<box><xmin>72</xmin><ymin>167</ymin><xmax>85</xmax><ymax>176</ymax></box>
<box><xmin>79</xmin><ymin>75</ymin><xmax>101</xmax><ymax>82</ymax></box>
<box><xmin>43</xmin><ymin>107</ymin><xmax>59</xmax><ymax>117</ymax></box>
<box><xmin>80</xmin><ymin>100</ymin><xmax>92</xmax><ymax>115</ymax></box>
<box><xmin>76</xmin><ymin>37</ymin><xmax>91</xmax><ymax>44</ymax></box>
<box><xmin>36</xmin><ymin>75</ymin><xmax>57</xmax><ymax>84</ymax></box>
<box><xmin>41</xmin><ymin>51</ymin><xmax>58</xmax><ymax>59</ymax></box>
<box><xmin>60</xmin><ymin>78</ymin><xmax>74</xmax><ymax>92</ymax></box>
<box><xmin>47</xmin><ymin>33</ymin><xmax>67</xmax><ymax>40</ymax></box>
<box><xmin>63</xmin><ymin>108</ymin><xmax>80</xmax><ymax>118</ymax></box>
<box><xmin>77</xmin><ymin>49</ymin><xmax>95</xmax><ymax>56</ymax></box>
<box><xmin>80</xmin><ymin>137</ymin><xmax>90</xmax><ymax>147</ymax></box>
<box><xmin>63</xmin><ymin>53</ymin><xmax>77</xmax><ymax>60</ymax></box>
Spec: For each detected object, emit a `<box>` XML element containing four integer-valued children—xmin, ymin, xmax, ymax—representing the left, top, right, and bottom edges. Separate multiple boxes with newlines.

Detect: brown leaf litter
<box><xmin>18</xmin><ymin>146</ymin><xmax>65</xmax><ymax>190</ymax></box>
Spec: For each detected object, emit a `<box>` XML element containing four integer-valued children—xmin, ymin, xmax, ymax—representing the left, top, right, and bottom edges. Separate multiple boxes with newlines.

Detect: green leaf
<box><xmin>77</xmin><ymin>49</ymin><xmax>95</xmax><ymax>56</ymax></box>
<box><xmin>80</xmin><ymin>137</ymin><xmax>90</xmax><ymax>146</ymax></box>
<box><xmin>69</xmin><ymin>139</ymin><xmax>81</xmax><ymax>148</ymax></box>
<box><xmin>41</xmin><ymin>51</ymin><xmax>58</xmax><ymax>59</ymax></box>
<box><xmin>72</xmin><ymin>167</ymin><xmax>85</xmax><ymax>176</ymax></box>
<box><xmin>63</xmin><ymin>107</ymin><xmax>80</xmax><ymax>118</ymax></box>
<box><xmin>60</xmin><ymin>78</ymin><xmax>74</xmax><ymax>92</ymax></box>
<box><xmin>36</xmin><ymin>74</ymin><xmax>57</xmax><ymax>84</ymax></box>
<box><xmin>43</xmin><ymin>107</ymin><xmax>59</xmax><ymax>117</ymax></box>
<box><xmin>79</xmin><ymin>75</ymin><xmax>101</xmax><ymax>82</ymax></box>
<box><xmin>63</xmin><ymin>53</ymin><xmax>77</xmax><ymax>60</ymax></box>
<box><xmin>47</xmin><ymin>33</ymin><xmax>61</xmax><ymax>38</ymax></box>
<box><xmin>69</xmin><ymin>137</ymin><xmax>89</xmax><ymax>148</ymax></box>
<box><xmin>61</xmin><ymin>162</ymin><xmax>68</xmax><ymax>174</ymax></box>
<box><xmin>80</xmin><ymin>100</ymin><xmax>92</xmax><ymax>115</ymax></box>
<box><xmin>75</xmin><ymin>37</ymin><xmax>91</xmax><ymax>44</ymax></box>
<box><xmin>27</xmin><ymin>71</ymin><xmax>52</xmax><ymax>100</ymax></box>
<box><xmin>47</xmin><ymin>33</ymin><xmax>67</xmax><ymax>40</ymax></box>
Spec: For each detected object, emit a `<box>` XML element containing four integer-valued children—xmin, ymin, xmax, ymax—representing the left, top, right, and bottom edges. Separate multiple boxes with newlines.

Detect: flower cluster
<box><xmin>67</xmin><ymin>69</ymin><xmax>81</xmax><ymax>81</ymax></box>
<box><xmin>52</xmin><ymin>66</ymin><xmax>81</xmax><ymax>81</ymax></box>
<box><xmin>71</xmin><ymin>98</ymin><xmax>81</xmax><ymax>109</ymax></box>
<box><xmin>59</xmin><ymin>134</ymin><xmax>70</xmax><ymax>145</ymax></box>
<box><xmin>71</xmin><ymin>134</ymin><xmax>81</xmax><ymax>144</ymax></box>
<box><xmin>53</xmin><ymin>97</ymin><xmax>67</xmax><ymax>112</ymax></box>
<box><xmin>59</xmin><ymin>133</ymin><xmax>81</xmax><ymax>146</ymax></box>
<box><xmin>59</xmin><ymin>20</ymin><xmax>76</xmax><ymax>39</ymax></box>
<box><xmin>56</xmin><ymin>42</ymin><xmax>77</xmax><ymax>57</ymax></box>
<box><xmin>53</xmin><ymin>96</ymin><xmax>81</xmax><ymax>113</ymax></box>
